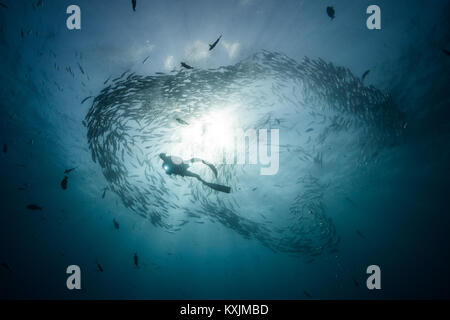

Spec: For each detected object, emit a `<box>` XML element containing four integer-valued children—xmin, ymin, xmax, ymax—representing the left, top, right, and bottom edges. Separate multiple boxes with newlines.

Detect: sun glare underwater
<box><xmin>1</xmin><ymin>0</ymin><xmax>450</xmax><ymax>299</ymax></box>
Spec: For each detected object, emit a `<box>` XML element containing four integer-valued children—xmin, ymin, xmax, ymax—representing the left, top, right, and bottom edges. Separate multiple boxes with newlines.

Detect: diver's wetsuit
<box><xmin>159</xmin><ymin>153</ymin><xmax>231</xmax><ymax>193</ymax></box>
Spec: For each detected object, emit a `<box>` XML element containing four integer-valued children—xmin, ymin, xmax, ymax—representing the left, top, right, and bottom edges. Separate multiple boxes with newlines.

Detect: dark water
<box><xmin>0</xmin><ymin>0</ymin><xmax>449</xmax><ymax>299</ymax></box>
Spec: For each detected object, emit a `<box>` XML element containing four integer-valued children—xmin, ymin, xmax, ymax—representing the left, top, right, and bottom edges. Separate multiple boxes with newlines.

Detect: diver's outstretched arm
<box><xmin>187</xmin><ymin>158</ymin><xmax>218</xmax><ymax>177</ymax></box>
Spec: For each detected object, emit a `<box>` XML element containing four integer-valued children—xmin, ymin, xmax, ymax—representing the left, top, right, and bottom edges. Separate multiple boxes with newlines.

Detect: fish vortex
<box><xmin>85</xmin><ymin>51</ymin><xmax>405</xmax><ymax>258</ymax></box>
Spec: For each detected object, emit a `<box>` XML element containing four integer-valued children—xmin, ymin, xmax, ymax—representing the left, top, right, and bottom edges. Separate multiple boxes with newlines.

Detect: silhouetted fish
<box><xmin>304</xmin><ymin>290</ymin><xmax>312</xmax><ymax>298</ymax></box>
<box><xmin>361</xmin><ymin>70</ymin><xmax>370</xmax><ymax>82</ymax></box>
<box><xmin>36</xmin><ymin>0</ymin><xmax>43</xmax><ymax>7</ymax></box>
<box><xmin>96</xmin><ymin>262</ymin><xmax>104</xmax><ymax>272</ymax></box>
<box><xmin>18</xmin><ymin>183</ymin><xmax>29</xmax><ymax>191</ymax></box>
<box><xmin>180</xmin><ymin>62</ymin><xmax>193</xmax><ymax>69</ymax></box>
<box><xmin>113</xmin><ymin>219</ymin><xmax>119</xmax><ymax>230</ymax></box>
<box><xmin>442</xmin><ymin>49</ymin><xmax>450</xmax><ymax>56</ymax></box>
<box><xmin>134</xmin><ymin>253</ymin><xmax>139</xmax><ymax>267</ymax></box>
<box><xmin>103</xmin><ymin>76</ymin><xmax>111</xmax><ymax>85</ymax></box>
<box><xmin>179</xmin><ymin>220</ymin><xmax>188</xmax><ymax>227</ymax></box>
<box><xmin>326</xmin><ymin>6</ymin><xmax>335</xmax><ymax>19</ymax></box>
<box><xmin>1</xmin><ymin>262</ymin><xmax>10</xmax><ymax>271</ymax></box>
<box><xmin>132</xmin><ymin>0</ymin><xmax>136</xmax><ymax>11</ymax></box>
<box><xmin>27</xmin><ymin>204</ymin><xmax>43</xmax><ymax>211</ymax></box>
<box><xmin>142</xmin><ymin>56</ymin><xmax>150</xmax><ymax>64</ymax></box>
<box><xmin>81</xmin><ymin>96</ymin><xmax>93</xmax><ymax>104</ymax></box>
<box><xmin>0</xmin><ymin>2</ymin><xmax>8</xmax><ymax>9</ymax></box>
<box><xmin>61</xmin><ymin>176</ymin><xmax>68</xmax><ymax>190</ymax></box>
<box><xmin>356</xmin><ymin>229</ymin><xmax>365</xmax><ymax>239</ymax></box>
<box><xmin>209</xmin><ymin>35</ymin><xmax>222</xmax><ymax>51</ymax></box>
<box><xmin>64</xmin><ymin>167</ymin><xmax>77</xmax><ymax>174</ymax></box>
<box><xmin>175</xmin><ymin>118</ymin><xmax>189</xmax><ymax>125</ymax></box>
<box><xmin>77</xmin><ymin>62</ymin><xmax>85</xmax><ymax>75</ymax></box>
<box><xmin>345</xmin><ymin>197</ymin><xmax>356</xmax><ymax>207</ymax></box>
<box><xmin>102</xmin><ymin>187</ymin><xmax>108</xmax><ymax>199</ymax></box>
<box><xmin>2</xmin><ymin>144</ymin><xmax>6</xmax><ymax>153</ymax></box>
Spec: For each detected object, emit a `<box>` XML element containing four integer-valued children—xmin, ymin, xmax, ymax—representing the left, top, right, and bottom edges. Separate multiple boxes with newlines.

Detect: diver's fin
<box><xmin>203</xmin><ymin>181</ymin><xmax>231</xmax><ymax>193</ymax></box>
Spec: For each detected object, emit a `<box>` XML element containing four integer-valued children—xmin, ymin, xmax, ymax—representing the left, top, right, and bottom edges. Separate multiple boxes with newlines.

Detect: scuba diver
<box><xmin>159</xmin><ymin>153</ymin><xmax>231</xmax><ymax>193</ymax></box>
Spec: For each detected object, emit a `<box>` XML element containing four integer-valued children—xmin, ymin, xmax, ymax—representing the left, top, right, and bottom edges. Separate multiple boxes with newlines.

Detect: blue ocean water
<box><xmin>0</xmin><ymin>0</ymin><xmax>449</xmax><ymax>299</ymax></box>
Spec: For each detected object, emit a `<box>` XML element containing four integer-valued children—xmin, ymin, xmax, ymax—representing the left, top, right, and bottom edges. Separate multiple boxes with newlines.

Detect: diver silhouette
<box><xmin>159</xmin><ymin>153</ymin><xmax>231</xmax><ymax>193</ymax></box>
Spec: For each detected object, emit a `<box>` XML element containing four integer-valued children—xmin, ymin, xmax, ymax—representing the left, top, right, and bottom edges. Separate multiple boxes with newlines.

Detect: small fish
<box><xmin>329</xmin><ymin>248</ymin><xmax>339</xmax><ymax>254</ymax></box>
<box><xmin>113</xmin><ymin>219</ymin><xmax>119</xmax><ymax>230</ymax></box>
<box><xmin>27</xmin><ymin>204</ymin><xmax>43</xmax><ymax>211</ymax></box>
<box><xmin>251</xmin><ymin>187</ymin><xmax>257</xmax><ymax>191</ymax></box>
<box><xmin>134</xmin><ymin>253</ymin><xmax>139</xmax><ymax>268</ymax></box>
<box><xmin>178</xmin><ymin>220</ymin><xmax>188</xmax><ymax>227</ymax></box>
<box><xmin>209</xmin><ymin>35</ymin><xmax>222</xmax><ymax>51</ymax></box>
<box><xmin>180</xmin><ymin>62</ymin><xmax>193</xmax><ymax>70</ymax></box>
<box><xmin>345</xmin><ymin>197</ymin><xmax>356</xmax><ymax>207</ymax></box>
<box><xmin>36</xmin><ymin>0</ymin><xmax>43</xmax><ymax>7</ymax></box>
<box><xmin>142</xmin><ymin>56</ymin><xmax>150</xmax><ymax>64</ymax></box>
<box><xmin>175</xmin><ymin>118</ymin><xmax>189</xmax><ymax>125</ymax></box>
<box><xmin>96</xmin><ymin>262</ymin><xmax>104</xmax><ymax>272</ymax></box>
<box><xmin>119</xmin><ymin>70</ymin><xmax>129</xmax><ymax>78</ymax></box>
<box><xmin>305</xmin><ymin>128</ymin><xmax>314</xmax><ymax>132</ymax></box>
<box><xmin>81</xmin><ymin>96</ymin><xmax>93</xmax><ymax>104</ymax></box>
<box><xmin>17</xmin><ymin>183</ymin><xmax>29</xmax><ymax>191</ymax></box>
<box><xmin>103</xmin><ymin>76</ymin><xmax>111</xmax><ymax>84</ymax></box>
<box><xmin>102</xmin><ymin>187</ymin><xmax>108</xmax><ymax>199</ymax></box>
<box><xmin>361</xmin><ymin>70</ymin><xmax>370</xmax><ymax>82</ymax></box>
<box><xmin>61</xmin><ymin>176</ymin><xmax>68</xmax><ymax>190</ymax></box>
<box><xmin>1</xmin><ymin>262</ymin><xmax>11</xmax><ymax>271</ymax></box>
<box><xmin>2</xmin><ymin>144</ymin><xmax>7</xmax><ymax>153</ymax></box>
<box><xmin>0</xmin><ymin>2</ymin><xmax>7</xmax><ymax>9</ymax></box>
<box><xmin>132</xmin><ymin>0</ymin><xmax>136</xmax><ymax>11</ymax></box>
<box><xmin>442</xmin><ymin>49</ymin><xmax>450</xmax><ymax>56</ymax></box>
<box><xmin>356</xmin><ymin>229</ymin><xmax>365</xmax><ymax>239</ymax></box>
<box><xmin>64</xmin><ymin>167</ymin><xmax>77</xmax><ymax>174</ymax></box>
<box><xmin>304</xmin><ymin>290</ymin><xmax>312</xmax><ymax>298</ymax></box>
<box><xmin>77</xmin><ymin>62</ymin><xmax>85</xmax><ymax>75</ymax></box>
<box><xmin>326</xmin><ymin>6</ymin><xmax>335</xmax><ymax>19</ymax></box>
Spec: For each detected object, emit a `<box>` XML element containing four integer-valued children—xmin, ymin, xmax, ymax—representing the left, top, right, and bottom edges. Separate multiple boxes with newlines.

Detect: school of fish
<box><xmin>85</xmin><ymin>50</ymin><xmax>406</xmax><ymax>259</ymax></box>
